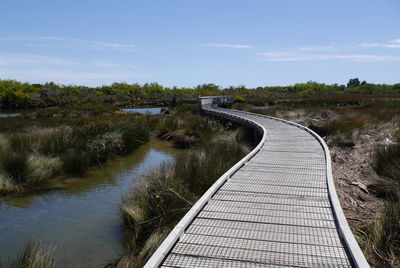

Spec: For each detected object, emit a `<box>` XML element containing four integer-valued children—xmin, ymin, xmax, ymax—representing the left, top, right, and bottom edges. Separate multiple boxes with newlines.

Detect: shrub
<box><xmin>234</xmin><ymin>95</ymin><xmax>245</xmax><ymax>102</ymax></box>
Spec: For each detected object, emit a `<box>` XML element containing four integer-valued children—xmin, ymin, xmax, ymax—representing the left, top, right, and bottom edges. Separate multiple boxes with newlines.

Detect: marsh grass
<box><xmin>242</xmin><ymin>96</ymin><xmax>400</xmax><ymax>149</ymax></box>
<box><xmin>373</xmin><ymin>144</ymin><xmax>400</xmax><ymax>182</ymax></box>
<box><xmin>155</xmin><ymin>108</ymin><xmax>213</xmax><ymax>148</ymax></box>
<box><xmin>119</xmin><ymin>164</ymin><xmax>193</xmax><ymax>268</ymax></box>
<box><xmin>362</xmin><ymin>132</ymin><xmax>400</xmax><ymax>267</ymax></box>
<box><xmin>0</xmin><ymin>241</ymin><xmax>55</xmax><ymax>268</ymax></box>
<box><xmin>361</xmin><ymin>201</ymin><xmax>400</xmax><ymax>267</ymax></box>
<box><xmin>117</xmin><ymin>123</ymin><xmax>251</xmax><ymax>267</ymax></box>
<box><xmin>175</xmin><ymin>140</ymin><xmax>248</xmax><ymax>195</ymax></box>
<box><xmin>0</xmin><ymin>149</ymin><xmax>29</xmax><ymax>184</ymax></box>
<box><xmin>33</xmin><ymin>105</ymin><xmax>118</xmax><ymax>118</ymax></box>
<box><xmin>243</xmin><ymin>93</ymin><xmax>400</xmax><ymax>109</ymax></box>
<box><xmin>369</xmin><ymin>132</ymin><xmax>400</xmax><ymax>200</ymax></box>
<box><xmin>0</xmin><ymin>112</ymin><xmax>150</xmax><ymax>195</ymax></box>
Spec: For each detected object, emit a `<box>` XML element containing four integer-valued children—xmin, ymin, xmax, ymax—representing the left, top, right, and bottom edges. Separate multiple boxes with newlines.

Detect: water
<box><xmin>251</xmin><ymin>105</ymin><xmax>272</xmax><ymax>110</ymax></box>
<box><xmin>276</xmin><ymin>109</ymin><xmax>307</xmax><ymax>121</ymax></box>
<box><xmin>121</xmin><ymin>107</ymin><xmax>164</xmax><ymax>114</ymax></box>
<box><xmin>0</xmin><ymin>113</ymin><xmax>21</xmax><ymax>118</ymax></box>
<box><xmin>0</xmin><ymin>139</ymin><xmax>179</xmax><ymax>267</ymax></box>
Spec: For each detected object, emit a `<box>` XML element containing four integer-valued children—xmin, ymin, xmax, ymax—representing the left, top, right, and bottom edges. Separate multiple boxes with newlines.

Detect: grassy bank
<box><xmin>154</xmin><ymin>105</ymin><xmax>216</xmax><ymax>148</ymax></box>
<box><xmin>0</xmin><ymin>107</ymin><xmax>149</xmax><ymax>196</ymax></box>
<box><xmin>0</xmin><ymin>241</ymin><xmax>55</xmax><ymax>268</ymax></box>
<box><xmin>113</xmin><ymin>115</ymin><xmax>255</xmax><ymax>267</ymax></box>
<box><xmin>361</xmin><ymin>132</ymin><xmax>400</xmax><ymax>267</ymax></box>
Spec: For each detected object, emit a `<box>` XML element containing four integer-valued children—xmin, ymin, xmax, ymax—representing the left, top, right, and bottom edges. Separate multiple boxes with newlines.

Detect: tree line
<box><xmin>1</xmin><ymin>79</ymin><xmax>399</xmax><ymax>109</ymax></box>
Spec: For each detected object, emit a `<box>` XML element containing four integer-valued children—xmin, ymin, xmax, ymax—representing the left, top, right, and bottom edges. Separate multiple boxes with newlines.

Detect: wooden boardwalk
<box><xmin>145</xmin><ymin>99</ymin><xmax>369</xmax><ymax>268</ymax></box>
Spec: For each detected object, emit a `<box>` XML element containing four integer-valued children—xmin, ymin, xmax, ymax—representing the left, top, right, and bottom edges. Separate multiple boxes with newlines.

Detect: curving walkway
<box><xmin>145</xmin><ymin>100</ymin><xmax>369</xmax><ymax>268</ymax></box>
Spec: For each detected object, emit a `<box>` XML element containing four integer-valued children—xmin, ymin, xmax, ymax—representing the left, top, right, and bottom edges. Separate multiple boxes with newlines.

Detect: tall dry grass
<box><xmin>0</xmin><ymin>241</ymin><xmax>55</xmax><ymax>268</ymax></box>
<box><xmin>361</xmin><ymin>131</ymin><xmax>400</xmax><ymax>267</ymax></box>
<box><xmin>116</xmin><ymin>121</ymin><xmax>252</xmax><ymax>267</ymax></box>
<box><xmin>155</xmin><ymin>110</ymin><xmax>204</xmax><ymax>148</ymax></box>
<box><xmin>0</xmin><ymin>111</ymin><xmax>150</xmax><ymax>195</ymax></box>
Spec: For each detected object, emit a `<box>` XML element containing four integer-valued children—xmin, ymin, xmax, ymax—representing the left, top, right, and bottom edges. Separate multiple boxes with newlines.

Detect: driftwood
<box><xmin>351</xmin><ymin>180</ymin><xmax>369</xmax><ymax>194</ymax></box>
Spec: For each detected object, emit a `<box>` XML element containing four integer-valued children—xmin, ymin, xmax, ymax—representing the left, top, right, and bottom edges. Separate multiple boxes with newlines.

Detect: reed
<box><xmin>373</xmin><ymin>144</ymin><xmax>400</xmax><ymax>182</ymax></box>
<box><xmin>361</xmin><ymin>200</ymin><xmax>400</xmax><ymax>267</ymax></box>
<box><xmin>0</xmin><ymin>241</ymin><xmax>55</xmax><ymax>268</ymax></box>
<box><xmin>361</xmin><ymin>132</ymin><xmax>400</xmax><ymax>267</ymax></box>
<box><xmin>117</xmin><ymin>123</ymin><xmax>251</xmax><ymax>267</ymax></box>
<box><xmin>0</xmin><ymin>111</ymin><xmax>150</xmax><ymax>195</ymax></box>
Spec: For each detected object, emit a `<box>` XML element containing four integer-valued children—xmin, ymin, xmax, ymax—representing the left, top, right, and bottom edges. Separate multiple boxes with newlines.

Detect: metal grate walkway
<box><xmin>145</xmin><ymin>99</ymin><xmax>369</xmax><ymax>268</ymax></box>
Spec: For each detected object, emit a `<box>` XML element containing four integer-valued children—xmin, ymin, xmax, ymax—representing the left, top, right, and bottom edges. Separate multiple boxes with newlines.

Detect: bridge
<box><xmin>145</xmin><ymin>96</ymin><xmax>369</xmax><ymax>267</ymax></box>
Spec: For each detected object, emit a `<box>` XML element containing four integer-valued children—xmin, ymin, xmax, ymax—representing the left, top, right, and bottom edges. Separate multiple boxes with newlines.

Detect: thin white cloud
<box><xmin>360</xmin><ymin>39</ymin><xmax>400</xmax><ymax>49</ymax></box>
<box><xmin>0</xmin><ymin>53</ymin><xmax>150</xmax><ymax>86</ymax></box>
<box><xmin>0</xmin><ymin>53</ymin><xmax>80</xmax><ymax>66</ymax></box>
<box><xmin>0</xmin><ymin>36</ymin><xmax>135</xmax><ymax>52</ymax></box>
<box><xmin>201</xmin><ymin>43</ymin><xmax>253</xmax><ymax>48</ymax></box>
<box><xmin>259</xmin><ymin>52</ymin><xmax>400</xmax><ymax>62</ymax></box>
<box><xmin>298</xmin><ymin>45</ymin><xmax>336</xmax><ymax>51</ymax></box>
<box><xmin>89</xmin><ymin>41</ymin><xmax>135</xmax><ymax>51</ymax></box>
<box><xmin>259</xmin><ymin>39</ymin><xmax>400</xmax><ymax>62</ymax></box>
<box><xmin>0</xmin><ymin>36</ymin><xmax>65</xmax><ymax>41</ymax></box>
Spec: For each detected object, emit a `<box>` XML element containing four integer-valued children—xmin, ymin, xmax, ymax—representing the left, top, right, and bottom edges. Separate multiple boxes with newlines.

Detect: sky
<box><xmin>0</xmin><ymin>0</ymin><xmax>399</xmax><ymax>87</ymax></box>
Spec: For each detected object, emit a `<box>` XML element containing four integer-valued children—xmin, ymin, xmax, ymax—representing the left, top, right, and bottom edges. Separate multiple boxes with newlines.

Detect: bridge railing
<box><xmin>144</xmin><ymin>107</ymin><xmax>267</xmax><ymax>268</ymax></box>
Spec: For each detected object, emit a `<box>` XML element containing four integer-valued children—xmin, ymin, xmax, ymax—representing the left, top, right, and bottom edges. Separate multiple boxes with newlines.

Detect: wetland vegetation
<box><xmin>0</xmin><ymin>108</ymin><xmax>149</xmax><ymax>196</ymax></box>
<box><xmin>0</xmin><ymin>241</ymin><xmax>55</xmax><ymax>268</ymax></box>
<box><xmin>1</xmin><ymin>79</ymin><xmax>399</xmax><ymax>109</ymax></box>
<box><xmin>115</xmin><ymin>116</ymin><xmax>256</xmax><ymax>267</ymax></box>
<box><xmin>0</xmin><ymin>102</ymin><xmax>257</xmax><ymax>267</ymax></box>
<box><xmin>1</xmin><ymin>78</ymin><xmax>400</xmax><ymax>267</ymax></box>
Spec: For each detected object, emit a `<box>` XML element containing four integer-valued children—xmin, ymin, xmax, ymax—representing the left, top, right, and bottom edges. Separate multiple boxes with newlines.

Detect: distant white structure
<box><xmin>199</xmin><ymin>96</ymin><xmax>233</xmax><ymax>108</ymax></box>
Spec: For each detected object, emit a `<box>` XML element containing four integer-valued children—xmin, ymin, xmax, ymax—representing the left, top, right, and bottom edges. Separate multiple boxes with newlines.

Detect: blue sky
<box><xmin>0</xmin><ymin>0</ymin><xmax>399</xmax><ymax>87</ymax></box>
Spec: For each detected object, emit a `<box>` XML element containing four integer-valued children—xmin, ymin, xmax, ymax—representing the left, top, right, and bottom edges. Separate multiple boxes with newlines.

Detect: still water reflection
<box><xmin>0</xmin><ymin>139</ymin><xmax>179</xmax><ymax>267</ymax></box>
<box><xmin>121</xmin><ymin>107</ymin><xmax>164</xmax><ymax>114</ymax></box>
<box><xmin>0</xmin><ymin>113</ymin><xmax>21</xmax><ymax>118</ymax></box>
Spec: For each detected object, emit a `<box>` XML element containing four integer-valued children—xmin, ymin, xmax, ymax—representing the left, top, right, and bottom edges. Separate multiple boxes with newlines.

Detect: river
<box><xmin>0</xmin><ymin>139</ymin><xmax>179</xmax><ymax>267</ymax></box>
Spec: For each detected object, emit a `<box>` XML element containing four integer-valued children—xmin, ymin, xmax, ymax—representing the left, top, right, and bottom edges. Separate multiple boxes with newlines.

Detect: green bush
<box><xmin>234</xmin><ymin>95</ymin><xmax>245</xmax><ymax>102</ymax></box>
<box><xmin>2</xmin><ymin>78</ymin><xmax>399</xmax><ymax>109</ymax></box>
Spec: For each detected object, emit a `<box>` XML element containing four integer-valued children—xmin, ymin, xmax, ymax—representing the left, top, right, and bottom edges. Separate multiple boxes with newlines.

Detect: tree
<box><xmin>347</xmin><ymin>78</ymin><xmax>362</xmax><ymax>87</ymax></box>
